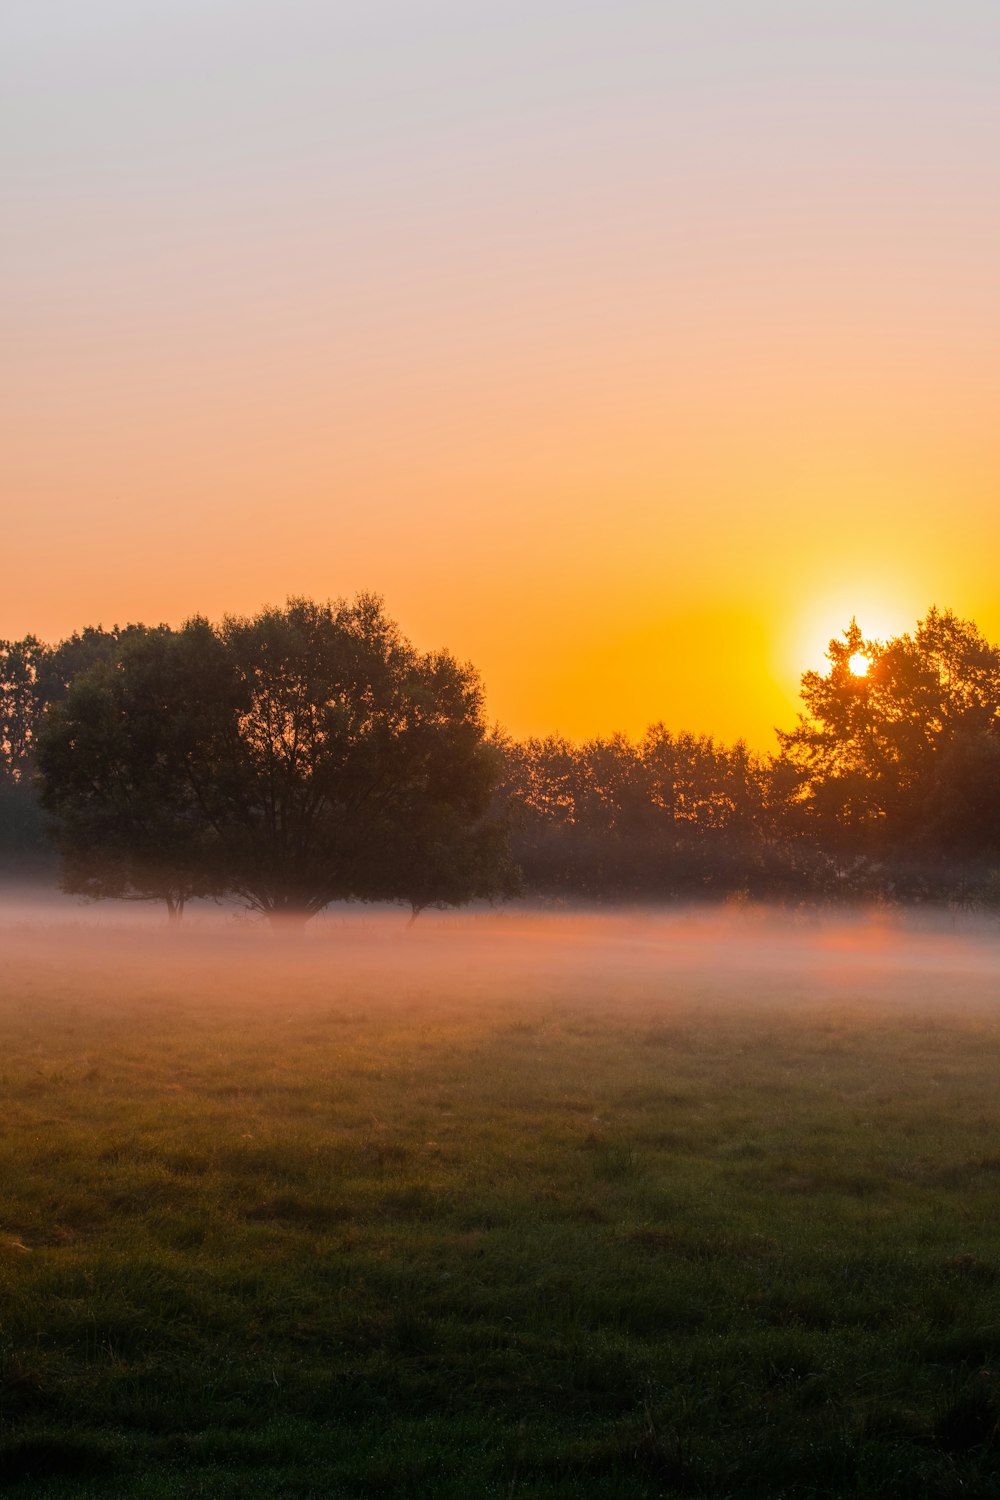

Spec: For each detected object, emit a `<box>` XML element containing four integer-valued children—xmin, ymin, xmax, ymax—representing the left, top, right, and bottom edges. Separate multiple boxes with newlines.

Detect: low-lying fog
<box><xmin>2</xmin><ymin>890</ymin><xmax>999</xmax><ymax>1019</ymax></box>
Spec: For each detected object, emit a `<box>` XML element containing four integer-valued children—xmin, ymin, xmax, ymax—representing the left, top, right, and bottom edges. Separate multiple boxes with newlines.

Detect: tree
<box><xmin>1</xmin><ymin>627</ymin><xmax>131</xmax><ymax>874</ymax></box>
<box><xmin>776</xmin><ymin>609</ymin><xmax>1000</xmax><ymax>864</ymax></box>
<box><xmin>916</xmin><ymin>730</ymin><xmax>1000</xmax><ymax>907</ymax></box>
<box><xmin>0</xmin><ymin>636</ymin><xmax>49</xmax><ymax>779</ymax></box>
<box><xmin>1</xmin><ymin>627</ymin><xmax>138</xmax><ymax>779</ymax></box>
<box><xmin>499</xmin><ymin>734</ymin><xmax>650</xmax><ymax>898</ymax></box>
<box><xmin>501</xmin><ymin>728</ymin><xmax>779</xmax><ymax>901</ymax></box>
<box><xmin>0</xmin><ymin>637</ymin><xmax>49</xmax><ymax>871</ymax></box>
<box><xmin>37</xmin><ymin>596</ymin><xmax>513</xmax><ymax>923</ymax></box>
<box><xmin>36</xmin><ymin>626</ymin><xmax>224</xmax><ymax>919</ymax></box>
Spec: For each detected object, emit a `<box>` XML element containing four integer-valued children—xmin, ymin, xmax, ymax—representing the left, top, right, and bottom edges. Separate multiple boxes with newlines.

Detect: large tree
<box><xmin>37</xmin><ymin>596</ymin><xmax>512</xmax><ymax>922</ymax></box>
<box><xmin>776</xmin><ymin>609</ymin><xmax>1000</xmax><ymax>865</ymax></box>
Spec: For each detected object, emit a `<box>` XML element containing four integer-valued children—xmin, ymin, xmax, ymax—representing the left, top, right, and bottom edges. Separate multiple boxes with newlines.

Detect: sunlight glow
<box><xmin>791</xmin><ymin>591</ymin><xmax>913</xmax><ymax>680</ymax></box>
<box><xmin>848</xmin><ymin>652</ymin><xmax>869</xmax><ymax>677</ymax></box>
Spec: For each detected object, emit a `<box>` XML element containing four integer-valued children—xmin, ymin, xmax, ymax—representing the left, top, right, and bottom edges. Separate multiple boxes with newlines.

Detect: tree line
<box><xmin>2</xmin><ymin>599</ymin><xmax>999</xmax><ymax>920</ymax></box>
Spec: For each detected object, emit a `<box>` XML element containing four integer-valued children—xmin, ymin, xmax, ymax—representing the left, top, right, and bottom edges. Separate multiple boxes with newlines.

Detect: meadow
<box><xmin>2</xmin><ymin>905</ymin><xmax>1000</xmax><ymax>1498</ymax></box>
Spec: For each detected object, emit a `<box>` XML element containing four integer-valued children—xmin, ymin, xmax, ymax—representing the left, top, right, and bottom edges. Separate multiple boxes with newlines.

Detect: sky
<box><xmin>4</xmin><ymin>0</ymin><xmax>999</xmax><ymax>746</ymax></box>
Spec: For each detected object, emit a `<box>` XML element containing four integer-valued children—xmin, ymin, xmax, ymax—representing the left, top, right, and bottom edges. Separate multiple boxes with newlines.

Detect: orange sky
<box><xmin>4</xmin><ymin>3</ymin><xmax>999</xmax><ymax>747</ymax></box>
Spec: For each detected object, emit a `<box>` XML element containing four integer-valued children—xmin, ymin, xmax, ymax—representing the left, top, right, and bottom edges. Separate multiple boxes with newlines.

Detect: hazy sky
<box><xmin>5</xmin><ymin>1</ymin><xmax>999</xmax><ymax>744</ymax></box>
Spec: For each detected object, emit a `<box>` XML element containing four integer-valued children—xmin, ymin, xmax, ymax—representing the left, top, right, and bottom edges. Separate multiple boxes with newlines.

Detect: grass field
<box><xmin>3</xmin><ymin>906</ymin><xmax>1000</xmax><ymax>1497</ymax></box>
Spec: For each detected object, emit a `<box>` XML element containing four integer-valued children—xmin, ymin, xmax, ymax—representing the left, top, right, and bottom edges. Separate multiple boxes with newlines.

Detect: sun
<box><xmin>791</xmin><ymin>591</ymin><xmax>911</xmax><ymax>678</ymax></box>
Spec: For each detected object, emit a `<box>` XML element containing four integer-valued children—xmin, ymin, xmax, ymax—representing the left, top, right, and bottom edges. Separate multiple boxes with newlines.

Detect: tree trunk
<box><xmin>266</xmin><ymin>909</ymin><xmax>311</xmax><ymax>933</ymax></box>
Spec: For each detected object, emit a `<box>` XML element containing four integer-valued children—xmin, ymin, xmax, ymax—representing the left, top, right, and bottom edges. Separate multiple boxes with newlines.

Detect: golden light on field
<box><xmin>848</xmin><ymin>652</ymin><xmax>870</xmax><ymax>677</ymax></box>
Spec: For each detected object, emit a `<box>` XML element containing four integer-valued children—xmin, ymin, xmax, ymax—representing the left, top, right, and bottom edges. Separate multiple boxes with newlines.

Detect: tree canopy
<box><xmin>776</xmin><ymin>609</ymin><xmax>1000</xmax><ymax>865</ymax></box>
<box><xmin>10</xmin><ymin>600</ymin><xmax>1000</xmax><ymax>917</ymax></box>
<box><xmin>36</xmin><ymin>597</ymin><xmax>514</xmax><ymax>922</ymax></box>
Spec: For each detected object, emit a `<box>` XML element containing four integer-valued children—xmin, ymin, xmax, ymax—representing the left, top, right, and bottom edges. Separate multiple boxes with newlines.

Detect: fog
<box><xmin>3</xmin><ymin>891</ymin><xmax>999</xmax><ymax>1023</ymax></box>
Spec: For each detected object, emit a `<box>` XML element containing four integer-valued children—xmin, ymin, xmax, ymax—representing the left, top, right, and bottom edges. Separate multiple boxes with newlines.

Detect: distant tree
<box><xmin>37</xmin><ymin>597</ymin><xmax>512</xmax><ymax>924</ymax></box>
<box><xmin>639</xmin><ymin>727</ymin><xmax>798</xmax><ymax>896</ymax></box>
<box><xmin>0</xmin><ymin>637</ymin><xmax>47</xmax><ymax>871</ymax></box>
<box><xmin>0</xmin><ymin>635</ymin><xmax>49</xmax><ymax>779</ymax></box>
<box><xmin>1</xmin><ymin>628</ymin><xmax>135</xmax><ymax>776</ymax></box>
<box><xmin>500</xmin><ymin>735</ymin><xmax>650</xmax><ymax>898</ymax></box>
<box><xmin>641</xmin><ymin>727</ymin><xmax>765</xmax><ymax>835</ymax></box>
<box><xmin>502</xmin><ymin>727</ymin><xmax>781</xmax><ymax>901</ymax></box>
<box><xmin>1</xmin><ymin>628</ymin><xmax>131</xmax><ymax>874</ymax></box>
<box><xmin>915</xmin><ymin>730</ymin><xmax>1000</xmax><ymax>908</ymax></box>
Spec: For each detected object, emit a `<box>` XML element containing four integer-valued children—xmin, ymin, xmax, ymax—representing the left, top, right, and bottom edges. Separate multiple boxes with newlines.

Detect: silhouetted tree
<box><xmin>0</xmin><ymin>637</ymin><xmax>48</xmax><ymax>871</ymax></box>
<box><xmin>502</xmin><ymin>727</ymin><xmax>784</xmax><ymax>901</ymax></box>
<box><xmin>24</xmin><ymin>597</ymin><xmax>1000</xmax><ymax>915</ymax></box>
<box><xmin>37</xmin><ymin>597</ymin><xmax>512</xmax><ymax>923</ymax></box>
<box><xmin>36</xmin><ymin>625</ymin><xmax>224</xmax><ymax>919</ymax></box>
<box><xmin>0</xmin><ymin>636</ymin><xmax>48</xmax><ymax>779</ymax></box>
<box><xmin>913</xmin><ymin>731</ymin><xmax>1000</xmax><ymax>909</ymax></box>
<box><xmin>775</xmin><ymin>609</ymin><xmax>1000</xmax><ymax>888</ymax></box>
<box><xmin>1</xmin><ymin>628</ymin><xmax>137</xmax><ymax>776</ymax></box>
<box><xmin>1</xmin><ymin>627</ymin><xmax>132</xmax><ymax>874</ymax></box>
<box><xmin>206</xmin><ymin>598</ymin><xmax>513</xmax><ymax>919</ymax></box>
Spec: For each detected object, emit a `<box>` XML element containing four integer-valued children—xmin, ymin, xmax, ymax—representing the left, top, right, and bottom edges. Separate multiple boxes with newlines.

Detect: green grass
<box><xmin>3</xmin><ymin>917</ymin><xmax>1000</xmax><ymax>1496</ymax></box>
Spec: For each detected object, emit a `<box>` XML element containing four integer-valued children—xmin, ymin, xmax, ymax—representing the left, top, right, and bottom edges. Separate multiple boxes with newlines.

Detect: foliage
<box><xmin>14</xmin><ymin>601</ymin><xmax>1000</xmax><ymax>912</ymax></box>
<box><xmin>35</xmin><ymin>626</ymin><xmax>224</xmax><ymax>918</ymax></box>
<box><xmin>490</xmin><ymin>608</ymin><xmax>1000</xmax><ymax>910</ymax></box>
<box><xmin>0</xmin><ymin>628</ymin><xmax>133</xmax><ymax>872</ymax></box>
<box><xmin>776</xmin><ymin>610</ymin><xmax>1000</xmax><ymax>852</ymax></box>
<box><xmin>500</xmin><ymin>730</ymin><xmax>811</xmax><ymax>902</ymax></box>
<box><xmin>1</xmin><ymin>627</ymin><xmax>140</xmax><ymax>779</ymax></box>
<box><xmin>0</xmin><ymin>635</ymin><xmax>49</xmax><ymax>778</ymax></box>
<box><xmin>35</xmin><ymin>597</ymin><xmax>513</xmax><ymax>921</ymax></box>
